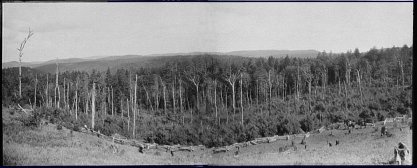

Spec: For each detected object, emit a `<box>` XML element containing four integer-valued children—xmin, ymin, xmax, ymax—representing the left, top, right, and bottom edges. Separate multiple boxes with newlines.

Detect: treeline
<box><xmin>2</xmin><ymin>45</ymin><xmax>412</xmax><ymax>147</ymax></box>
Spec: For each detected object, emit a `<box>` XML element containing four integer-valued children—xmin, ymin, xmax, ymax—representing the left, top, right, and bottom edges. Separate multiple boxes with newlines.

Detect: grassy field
<box><xmin>2</xmin><ymin>107</ymin><xmax>412</xmax><ymax>165</ymax></box>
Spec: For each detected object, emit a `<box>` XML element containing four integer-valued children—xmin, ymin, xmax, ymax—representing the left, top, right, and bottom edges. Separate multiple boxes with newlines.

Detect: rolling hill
<box><xmin>2</xmin><ymin>50</ymin><xmax>320</xmax><ymax>74</ymax></box>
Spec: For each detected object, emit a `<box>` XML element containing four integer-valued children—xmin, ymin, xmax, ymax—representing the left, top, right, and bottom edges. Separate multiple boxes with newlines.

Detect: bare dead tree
<box><xmin>17</xmin><ymin>28</ymin><xmax>34</xmax><ymax>98</ymax></box>
<box><xmin>133</xmin><ymin>74</ymin><xmax>138</xmax><ymax>138</ymax></box>
<box><xmin>240</xmin><ymin>73</ymin><xmax>244</xmax><ymax>126</ymax></box>
<box><xmin>55</xmin><ymin>57</ymin><xmax>59</xmax><ymax>108</ymax></box>
<box><xmin>223</xmin><ymin>65</ymin><xmax>238</xmax><ymax>122</ymax></box>
<box><xmin>92</xmin><ymin>82</ymin><xmax>96</xmax><ymax>129</ymax></box>
<box><xmin>75</xmin><ymin>79</ymin><xmax>78</xmax><ymax>120</ymax></box>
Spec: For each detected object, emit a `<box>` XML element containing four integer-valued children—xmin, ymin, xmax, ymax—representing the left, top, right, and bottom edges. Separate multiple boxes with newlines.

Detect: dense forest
<box><xmin>2</xmin><ymin>45</ymin><xmax>413</xmax><ymax>147</ymax></box>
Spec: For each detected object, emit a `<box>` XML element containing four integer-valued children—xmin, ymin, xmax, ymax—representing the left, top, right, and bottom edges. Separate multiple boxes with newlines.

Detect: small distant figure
<box><xmin>327</xmin><ymin>140</ymin><xmax>332</xmax><ymax>147</ymax></box>
<box><xmin>170</xmin><ymin>150</ymin><xmax>174</xmax><ymax>157</ymax></box>
<box><xmin>138</xmin><ymin>146</ymin><xmax>144</xmax><ymax>153</ymax></box>
<box><xmin>381</xmin><ymin>126</ymin><xmax>386</xmax><ymax>136</ymax></box>
<box><xmin>291</xmin><ymin>140</ymin><xmax>295</xmax><ymax>147</ymax></box>
<box><xmin>348</xmin><ymin>129</ymin><xmax>351</xmax><ymax>134</ymax></box>
<box><xmin>301</xmin><ymin>138</ymin><xmax>306</xmax><ymax>145</ymax></box>
<box><xmin>396</xmin><ymin>142</ymin><xmax>410</xmax><ymax>165</ymax></box>
<box><xmin>234</xmin><ymin>146</ymin><xmax>240</xmax><ymax>157</ymax></box>
<box><xmin>335</xmin><ymin>140</ymin><xmax>339</xmax><ymax>146</ymax></box>
<box><xmin>305</xmin><ymin>145</ymin><xmax>307</xmax><ymax>149</ymax></box>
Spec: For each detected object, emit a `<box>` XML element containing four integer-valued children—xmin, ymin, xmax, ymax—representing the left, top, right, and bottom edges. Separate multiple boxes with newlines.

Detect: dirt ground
<box><xmin>2</xmin><ymin>108</ymin><xmax>412</xmax><ymax>165</ymax></box>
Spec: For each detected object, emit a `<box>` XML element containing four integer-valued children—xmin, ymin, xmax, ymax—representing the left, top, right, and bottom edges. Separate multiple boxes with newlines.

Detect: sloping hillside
<box><xmin>3</xmin><ymin>49</ymin><xmax>319</xmax><ymax>73</ymax></box>
<box><xmin>2</xmin><ymin>107</ymin><xmax>412</xmax><ymax>165</ymax></box>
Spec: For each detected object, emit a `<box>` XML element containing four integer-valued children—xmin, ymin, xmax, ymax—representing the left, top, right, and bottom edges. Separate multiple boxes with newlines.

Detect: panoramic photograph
<box><xmin>2</xmin><ymin>2</ymin><xmax>413</xmax><ymax>165</ymax></box>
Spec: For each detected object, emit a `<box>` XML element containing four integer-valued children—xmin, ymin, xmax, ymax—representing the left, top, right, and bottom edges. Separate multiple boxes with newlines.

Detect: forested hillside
<box><xmin>2</xmin><ymin>45</ymin><xmax>412</xmax><ymax>147</ymax></box>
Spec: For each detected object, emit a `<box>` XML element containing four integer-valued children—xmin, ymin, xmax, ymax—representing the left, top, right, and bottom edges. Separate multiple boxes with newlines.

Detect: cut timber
<box><xmin>178</xmin><ymin>146</ymin><xmax>194</xmax><ymax>152</ymax></box>
<box><xmin>267</xmin><ymin>137</ymin><xmax>277</xmax><ymax>143</ymax></box>
<box><xmin>17</xmin><ymin>104</ymin><xmax>32</xmax><ymax>115</ymax></box>
<box><xmin>213</xmin><ymin>147</ymin><xmax>229</xmax><ymax>154</ymax></box>
<box><xmin>250</xmin><ymin>140</ymin><xmax>258</xmax><ymax>145</ymax></box>
<box><xmin>255</xmin><ymin>137</ymin><xmax>269</xmax><ymax>144</ymax></box>
<box><xmin>317</xmin><ymin>126</ymin><xmax>326</xmax><ymax>133</ymax></box>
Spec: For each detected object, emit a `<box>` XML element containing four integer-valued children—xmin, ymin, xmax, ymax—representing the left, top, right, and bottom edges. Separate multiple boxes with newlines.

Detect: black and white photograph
<box><xmin>2</xmin><ymin>1</ymin><xmax>413</xmax><ymax>165</ymax></box>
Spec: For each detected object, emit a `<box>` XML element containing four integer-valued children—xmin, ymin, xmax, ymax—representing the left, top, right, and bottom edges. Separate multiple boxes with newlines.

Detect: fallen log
<box><xmin>146</xmin><ymin>143</ymin><xmax>158</xmax><ymax>149</ymax></box>
<box><xmin>316</xmin><ymin>126</ymin><xmax>325</xmax><ymax>133</ymax></box>
<box><xmin>17</xmin><ymin>104</ymin><xmax>32</xmax><ymax>115</ymax></box>
<box><xmin>178</xmin><ymin>146</ymin><xmax>194</xmax><ymax>152</ymax></box>
<box><xmin>213</xmin><ymin>147</ymin><xmax>229</xmax><ymax>154</ymax></box>
<box><xmin>267</xmin><ymin>137</ymin><xmax>277</xmax><ymax>143</ymax></box>
<box><xmin>255</xmin><ymin>137</ymin><xmax>269</xmax><ymax>144</ymax></box>
<box><xmin>250</xmin><ymin>140</ymin><xmax>258</xmax><ymax>145</ymax></box>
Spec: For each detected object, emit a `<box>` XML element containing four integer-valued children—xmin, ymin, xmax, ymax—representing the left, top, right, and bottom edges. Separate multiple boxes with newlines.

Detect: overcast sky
<box><xmin>2</xmin><ymin>2</ymin><xmax>413</xmax><ymax>63</ymax></box>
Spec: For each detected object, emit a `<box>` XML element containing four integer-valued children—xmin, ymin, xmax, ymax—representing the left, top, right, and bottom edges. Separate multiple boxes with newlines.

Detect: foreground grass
<box><xmin>2</xmin><ymin>107</ymin><xmax>412</xmax><ymax>165</ymax></box>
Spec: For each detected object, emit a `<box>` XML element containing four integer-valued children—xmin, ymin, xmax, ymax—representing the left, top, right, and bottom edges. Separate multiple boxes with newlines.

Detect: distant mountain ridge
<box><xmin>2</xmin><ymin>49</ymin><xmax>319</xmax><ymax>73</ymax></box>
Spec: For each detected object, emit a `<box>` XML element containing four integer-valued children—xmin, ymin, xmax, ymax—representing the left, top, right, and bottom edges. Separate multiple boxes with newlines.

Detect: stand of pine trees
<box><xmin>2</xmin><ymin>45</ymin><xmax>413</xmax><ymax>147</ymax></box>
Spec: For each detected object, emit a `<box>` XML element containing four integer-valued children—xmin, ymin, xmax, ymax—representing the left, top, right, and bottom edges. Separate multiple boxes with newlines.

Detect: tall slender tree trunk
<box><xmin>75</xmin><ymin>81</ymin><xmax>78</xmax><ymax>120</ymax></box>
<box><xmin>127</xmin><ymin>98</ymin><xmax>130</xmax><ymax>132</ymax></box>
<box><xmin>163</xmin><ymin>84</ymin><xmax>166</xmax><ymax>115</ymax></box>
<box><xmin>92</xmin><ymin>82</ymin><xmax>96</xmax><ymax>129</ymax></box>
<box><xmin>55</xmin><ymin>59</ymin><xmax>59</xmax><ymax>108</ymax></box>
<box><xmin>34</xmin><ymin>74</ymin><xmax>37</xmax><ymax>108</ymax></box>
<box><xmin>111</xmin><ymin>86</ymin><xmax>114</xmax><ymax>116</ymax></box>
<box><xmin>58</xmin><ymin>85</ymin><xmax>61</xmax><ymax>109</ymax></box>
<box><xmin>256</xmin><ymin>79</ymin><xmax>259</xmax><ymax>112</ymax></box>
<box><xmin>308</xmin><ymin>79</ymin><xmax>312</xmax><ymax>114</ymax></box>
<box><xmin>172</xmin><ymin>83</ymin><xmax>175</xmax><ymax>113</ymax></box>
<box><xmin>214</xmin><ymin>80</ymin><xmax>218</xmax><ymax>125</ymax></box>
<box><xmin>240</xmin><ymin>73</ymin><xmax>244</xmax><ymax>125</ymax></box>
<box><xmin>64</xmin><ymin>78</ymin><xmax>66</xmax><ymax>110</ymax></box>
<box><xmin>268</xmin><ymin>70</ymin><xmax>272</xmax><ymax>116</ymax></box>
<box><xmin>344</xmin><ymin>81</ymin><xmax>348</xmax><ymax>111</ymax></box>
<box><xmin>231</xmin><ymin>84</ymin><xmax>235</xmax><ymax>122</ymax></box>
<box><xmin>18</xmin><ymin>63</ymin><xmax>23</xmax><ymax>98</ymax></box>
<box><xmin>179</xmin><ymin>80</ymin><xmax>183</xmax><ymax>122</ymax></box>
<box><xmin>133</xmin><ymin>75</ymin><xmax>137</xmax><ymax>138</ymax></box>
<box><xmin>356</xmin><ymin>69</ymin><xmax>363</xmax><ymax>104</ymax></box>
<box><xmin>46</xmin><ymin>74</ymin><xmax>49</xmax><ymax>107</ymax></box>
<box><xmin>225</xmin><ymin>87</ymin><xmax>228</xmax><ymax>124</ymax></box>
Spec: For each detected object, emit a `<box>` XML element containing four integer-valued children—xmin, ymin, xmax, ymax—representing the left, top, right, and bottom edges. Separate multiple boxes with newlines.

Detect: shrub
<box><xmin>57</xmin><ymin>125</ymin><xmax>62</xmax><ymax>130</ymax></box>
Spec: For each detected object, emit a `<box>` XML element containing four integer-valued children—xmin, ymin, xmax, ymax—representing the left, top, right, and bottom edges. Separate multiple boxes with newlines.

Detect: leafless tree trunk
<box><xmin>92</xmin><ymin>82</ymin><xmax>96</xmax><ymax>129</ymax></box>
<box><xmin>120</xmin><ymin>99</ymin><xmax>123</xmax><ymax>118</ymax></box>
<box><xmin>225</xmin><ymin>87</ymin><xmax>228</xmax><ymax>124</ymax></box>
<box><xmin>55</xmin><ymin>58</ymin><xmax>59</xmax><ymax>108</ymax></box>
<box><xmin>133</xmin><ymin>74</ymin><xmax>137</xmax><ymax>138</ymax></box>
<box><xmin>172</xmin><ymin>82</ymin><xmax>175</xmax><ymax>113</ymax></box>
<box><xmin>46</xmin><ymin>74</ymin><xmax>49</xmax><ymax>107</ymax></box>
<box><xmin>162</xmin><ymin>79</ymin><xmax>167</xmax><ymax>115</ymax></box>
<box><xmin>17</xmin><ymin>28</ymin><xmax>34</xmax><ymax>98</ymax></box>
<box><xmin>268</xmin><ymin>70</ymin><xmax>272</xmax><ymax>116</ymax></box>
<box><xmin>34</xmin><ymin>74</ymin><xmax>37</xmax><ymax>108</ymax></box>
<box><xmin>127</xmin><ymin>98</ymin><xmax>130</xmax><ymax>132</ymax></box>
<box><xmin>356</xmin><ymin>69</ymin><xmax>363</xmax><ymax>104</ymax></box>
<box><xmin>64</xmin><ymin>78</ymin><xmax>66</xmax><ymax>110</ymax></box>
<box><xmin>75</xmin><ymin>80</ymin><xmax>78</xmax><ymax>120</ymax></box>
<box><xmin>256</xmin><ymin>79</ymin><xmax>259</xmax><ymax>111</ymax></box>
<box><xmin>179</xmin><ymin>79</ymin><xmax>183</xmax><ymax>123</ymax></box>
<box><xmin>214</xmin><ymin>80</ymin><xmax>218</xmax><ymax>125</ymax></box>
<box><xmin>58</xmin><ymin>85</ymin><xmax>61</xmax><ymax>109</ymax></box>
<box><xmin>240</xmin><ymin>73</ymin><xmax>244</xmax><ymax>125</ymax></box>
<box><xmin>112</xmin><ymin>86</ymin><xmax>114</xmax><ymax>116</ymax></box>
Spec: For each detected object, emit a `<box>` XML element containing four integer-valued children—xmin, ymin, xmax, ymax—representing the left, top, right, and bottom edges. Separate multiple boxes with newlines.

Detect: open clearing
<box><xmin>2</xmin><ymin>108</ymin><xmax>412</xmax><ymax>165</ymax></box>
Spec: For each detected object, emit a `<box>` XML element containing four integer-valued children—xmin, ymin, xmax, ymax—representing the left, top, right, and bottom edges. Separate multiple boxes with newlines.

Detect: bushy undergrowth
<box><xmin>11</xmin><ymin>85</ymin><xmax>411</xmax><ymax>148</ymax></box>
